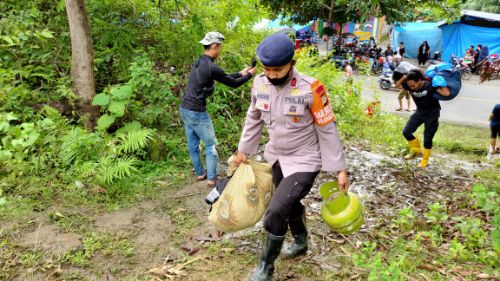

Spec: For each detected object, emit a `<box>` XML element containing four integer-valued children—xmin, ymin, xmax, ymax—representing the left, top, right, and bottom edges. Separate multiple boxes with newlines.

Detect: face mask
<box><xmin>267</xmin><ymin>73</ymin><xmax>290</xmax><ymax>86</ymax></box>
<box><xmin>266</xmin><ymin>63</ymin><xmax>294</xmax><ymax>86</ymax></box>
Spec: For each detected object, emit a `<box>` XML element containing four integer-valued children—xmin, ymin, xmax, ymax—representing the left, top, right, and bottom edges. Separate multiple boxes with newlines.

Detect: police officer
<box><xmin>181</xmin><ymin>32</ymin><xmax>256</xmax><ymax>187</ymax></box>
<box><xmin>234</xmin><ymin>33</ymin><xmax>349</xmax><ymax>281</ymax></box>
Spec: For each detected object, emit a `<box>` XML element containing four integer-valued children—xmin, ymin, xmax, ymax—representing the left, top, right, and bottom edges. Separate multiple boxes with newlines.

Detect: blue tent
<box><xmin>391</xmin><ymin>22</ymin><xmax>442</xmax><ymax>59</ymax></box>
<box><xmin>439</xmin><ymin>11</ymin><xmax>500</xmax><ymax>63</ymax></box>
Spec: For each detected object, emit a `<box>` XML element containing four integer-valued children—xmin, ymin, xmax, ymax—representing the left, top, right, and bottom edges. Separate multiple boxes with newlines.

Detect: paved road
<box><xmin>360</xmin><ymin>75</ymin><xmax>500</xmax><ymax>127</ymax></box>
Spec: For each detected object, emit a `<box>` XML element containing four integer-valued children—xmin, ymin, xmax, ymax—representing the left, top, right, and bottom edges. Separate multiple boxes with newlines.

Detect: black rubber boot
<box><xmin>248</xmin><ymin>232</ymin><xmax>285</xmax><ymax>281</ymax></box>
<box><xmin>282</xmin><ymin>212</ymin><xmax>308</xmax><ymax>259</ymax></box>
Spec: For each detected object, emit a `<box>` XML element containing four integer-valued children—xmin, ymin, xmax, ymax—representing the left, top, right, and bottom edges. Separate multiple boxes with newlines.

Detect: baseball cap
<box><xmin>199</xmin><ymin>32</ymin><xmax>225</xmax><ymax>45</ymax></box>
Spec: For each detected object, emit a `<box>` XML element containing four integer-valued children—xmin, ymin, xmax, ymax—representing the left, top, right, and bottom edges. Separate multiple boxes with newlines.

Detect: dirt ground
<box><xmin>1</xmin><ymin>144</ymin><xmax>494</xmax><ymax>281</ymax></box>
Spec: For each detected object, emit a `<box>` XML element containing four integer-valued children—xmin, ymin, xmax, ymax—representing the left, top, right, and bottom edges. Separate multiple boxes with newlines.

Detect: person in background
<box><xmin>398</xmin><ymin>42</ymin><xmax>405</xmax><ymax>60</ymax></box>
<box><xmin>180</xmin><ymin>32</ymin><xmax>256</xmax><ymax>187</ymax></box>
<box><xmin>384</xmin><ymin>44</ymin><xmax>393</xmax><ymax>59</ymax></box>
<box><xmin>476</xmin><ymin>45</ymin><xmax>489</xmax><ymax>71</ymax></box>
<box><xmin>344</xmin><ymin>59</ymin><xmax>353</xmax><ymax>94</ymax></box>
<box><xmin>473</xmin><ymin>44</ymin><xmax>482</xmax><ymax>73</ymax></box>
<box><xmin>488</xmin><ymin>104</ymin><xmax>500</xmax><ymax>157</ymax></box>
<box><xmin>463</xmin><ymin>45</ymin><xmax>474</xmax><ymax>70</ymax></box>
<box><xmin>418</xmin><ymin>41</ymin><xmax>430</xmax><ymax>65</ymax></box>
<box><xmin>392</xmin><ymin>61</ymin><xmax>418</xmax><ymax>112</ymax></box>
<box><xmin>369</xmin><ymin>36</ymin><xmax>376</xmax><ymax>49</ymax></box>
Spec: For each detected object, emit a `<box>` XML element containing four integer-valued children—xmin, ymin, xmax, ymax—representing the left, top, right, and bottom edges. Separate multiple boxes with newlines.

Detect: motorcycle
<box><xmin>451</xmin><ymin>55</ymin><xmax>472</xmax><ymax>80</ymax></box>
<box><xmin>429</xmin><ymin>51</ymin><xmax>442</xmax><ymax>65</ymax></box>
<box><xmin>378</xmin><ymin>61</ymin><xmax>396</xmax><ymax>90</ymax></box>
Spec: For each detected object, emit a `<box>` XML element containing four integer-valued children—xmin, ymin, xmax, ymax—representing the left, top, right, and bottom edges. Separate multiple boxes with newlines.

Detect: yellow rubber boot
<box><xmin>418</xmin><ymin>149</ymin><xmax>431</xmax><ymax>168</ymax></box>
<box><xmin>404</xmin><ymin>138</ymin><xmax>422</xmax><ymax>160</ymax></box>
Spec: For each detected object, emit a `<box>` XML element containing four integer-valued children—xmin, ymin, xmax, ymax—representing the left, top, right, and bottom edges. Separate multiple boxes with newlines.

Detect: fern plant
<box><xmin>114</xmin><ymin>129</ymin><xmax>154</xmax><ymax>155</ymax></box>
<box><xmin>75</xmin><ymin>128</ymin><xmax>154</xmax><ymax>186</ymax></box>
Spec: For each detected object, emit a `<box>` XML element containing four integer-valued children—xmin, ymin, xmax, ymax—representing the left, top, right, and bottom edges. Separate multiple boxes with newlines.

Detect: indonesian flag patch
<box><xmin>310</xmin><ymin>80</ymin><xmax>335</xmax><ymax>126</ymax></box>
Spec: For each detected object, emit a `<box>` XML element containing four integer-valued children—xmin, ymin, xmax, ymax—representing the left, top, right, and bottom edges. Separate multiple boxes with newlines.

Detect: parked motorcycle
<box><xmin>429</xmin><ymin>51</ymin><xmax>442</xmax><ymax>65</ymax></box>
<box><xmin>451</xmin><ymin>55</ymin><xmax>472</xmax><ymax>80</ymax></box>
<box><xmin>378</xmin><ymin>62</ymin><xmax>396</xmax><ymax>90</ymax></box>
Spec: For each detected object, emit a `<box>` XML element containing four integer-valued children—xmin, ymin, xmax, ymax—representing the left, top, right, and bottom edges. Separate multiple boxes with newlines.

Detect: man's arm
<box><xmin>211</xmin><ymin>64</ymin><xmax>253</xmax><ymax>88</ymax></box>
<box><xmin>436</xmin><ymin>86</ymin><xmax>450</xmax><ymax>97</ymax></box>
<box><xmin>395</xmin><ymin>75</ymin><xmax>406</xmax><ymax>89</ymax></box>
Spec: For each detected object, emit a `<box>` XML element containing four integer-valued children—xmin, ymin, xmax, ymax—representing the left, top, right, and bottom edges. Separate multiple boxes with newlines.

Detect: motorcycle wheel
<box><xmin>461</xmin><ymin>69</ymin><xmax>472</xmax><ymax>80</ymax></box>
<box><xmin>380</xmin><ymin>80</ymin><xmax>391</xmax><ymax>90</ymax></box>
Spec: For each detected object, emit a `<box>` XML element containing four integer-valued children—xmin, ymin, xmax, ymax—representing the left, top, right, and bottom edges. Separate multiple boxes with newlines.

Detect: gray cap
<box><xmin>199</xmin><ymin>32</ymin><xmax>225</xmax><ymax>45</ymax></box>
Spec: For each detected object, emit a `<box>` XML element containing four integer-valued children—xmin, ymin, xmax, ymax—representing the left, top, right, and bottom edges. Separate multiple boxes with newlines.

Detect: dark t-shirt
<box><xmin>491</xmin><ymin>104</ymin><xmax>500</xmax><ymax>127</ymax></box>
<box><xmin>409</xmin><ymin>81</ymin><xmax>441</xmax><ymax>115</ymax></box>
<box><xmin>399</xmin><ymin>47</ymin><xmax>405</xmax><ymax>56</ymax></box>
<box><xmin>182</xmin><ymin>55</ymin><xmax>252</xmax><ymax>112</ymax></box>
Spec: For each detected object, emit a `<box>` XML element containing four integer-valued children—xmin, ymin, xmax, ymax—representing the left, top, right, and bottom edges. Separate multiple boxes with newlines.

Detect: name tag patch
<box><xmin>256</xmin><ymin>98</ymin><xmax>270</xmax><ymax>111</ymax></box>
<box><xmin>256</xmin><ymin>93</ymin><xmax>270</xmax><ymax>100</ymax></box>
<box><xmin>285</xmin><ymin>96</ymin><xmax>306</xmax><ymax>104</ymax></box>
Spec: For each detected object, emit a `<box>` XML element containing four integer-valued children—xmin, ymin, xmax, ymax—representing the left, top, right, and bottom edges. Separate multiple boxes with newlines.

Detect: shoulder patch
<box><xmin>310</xmin><ymin>80</ymin><xmax>335</xmax><ymax>126</ymax></box>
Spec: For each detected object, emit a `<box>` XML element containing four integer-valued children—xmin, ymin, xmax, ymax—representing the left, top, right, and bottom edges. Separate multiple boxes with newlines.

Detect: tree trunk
<box><xmin>66</xmin><ymin>0</ymin><xmax>98</xmax><ymax>130</ymax></box>
<box><xmin>328</xmin><ymin>0</ymin><xmax>335</xmax><ymax>24</ymax></box>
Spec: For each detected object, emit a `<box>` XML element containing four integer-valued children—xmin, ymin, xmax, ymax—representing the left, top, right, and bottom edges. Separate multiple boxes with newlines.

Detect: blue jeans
<box><xmin>179</xmin><ymin>107</ymin><xmax>218</xmax><ymax>180</ymax></box>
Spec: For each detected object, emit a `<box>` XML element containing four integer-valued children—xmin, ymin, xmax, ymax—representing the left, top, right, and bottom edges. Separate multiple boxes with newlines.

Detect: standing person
<box><xmin>234</xmin><ymin>33</ymin><xmax>348</xmax><ymax>281</ymax></box>
<box><xmin>488</xmin><ymin>104</ymin><xmax>500</xmax><ymax>156</ymax></box>
<box><xmin>392</xmin><ymin>61</ymin><xmax>418</xmax><ymax>112</ymax></box>
<box><xmin>344</xmin><ymin>60</ymin><xmax>354</xmax><ymax>95</ymax></box>
<box><xmin>180</xmin><ymin>32</ymin><xmax>256</xmax><ymax>187</ymax></box>
<box><xmin>401</xmin><ymin>69</ymin><xmax>451</xmax><ymax>167</ymax></box>
<box><xmin>398</xmin><ymin>42</ymin><xmax>405</xmax><ymax>59</ymax></box>
<box><xmin>418</xmin><ymin>41</ymin><xmax>430</xmax><ymax>65</ymax></box>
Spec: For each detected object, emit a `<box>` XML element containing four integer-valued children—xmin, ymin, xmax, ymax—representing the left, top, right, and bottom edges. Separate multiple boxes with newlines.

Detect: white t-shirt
<box><xmin>395</xmin><ymin>61</ymin><xmax>417</xmax><ymax>74</ymax></box>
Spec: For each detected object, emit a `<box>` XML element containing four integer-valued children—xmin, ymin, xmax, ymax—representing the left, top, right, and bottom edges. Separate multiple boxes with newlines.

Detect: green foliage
<box><xmin>424</xmin><ymin>202</ymin><xmax>449</xmax><ymax>224</ymax></box>
<box><xmin>462</xmin><ymin>0</ymin><xmax>500</xmax><ymax>13</ymax></box>
<box><xmin>260</xmin><ymin>0</ymin><xmax>461</xmax><ymax>24</ymax></box>
<box><xmin>391</xmin><ymin>207</ymin><xmax>416</xmax><ymax>231</ymax></box>
<box><xmin>353</xmin><ymin>241</ymin><xmax>407</xmax><ymax>280</ymax></box>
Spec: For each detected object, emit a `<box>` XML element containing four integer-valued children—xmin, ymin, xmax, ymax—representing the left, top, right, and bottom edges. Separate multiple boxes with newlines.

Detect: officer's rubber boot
<box><xmin>418</xmin><ymin>149</ymin><xmax>431</xmax><ymax>168</ymax></box>
<box><xmin>282</xmin><ymin>212</ymin><xmax>308</xmax><ymax>259</ymax></box>
<box><xmin>249</xmin><ymin>232</ymin><xmax>285</xmax><ymax>281</ymax></box>
<box><xmin>404</xmin><ymin>138</ymin><xmax>422</xmax><ymax>160</ymax></box>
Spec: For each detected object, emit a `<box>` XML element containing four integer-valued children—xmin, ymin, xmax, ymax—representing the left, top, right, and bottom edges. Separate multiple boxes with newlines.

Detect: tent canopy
<box><xmin>460</xmin><ymin>10</ymin><xmax>500</xmax><ymax>28</ymax></box>
<box><xmin>391</xmin><ymin>22</ymin><xmax>442</xmax><ymax>59</ymax></box>
<box><xmin>440</xmin><ymin>22</ymin><xmax>500</xmax><ymax>63</ymax></box>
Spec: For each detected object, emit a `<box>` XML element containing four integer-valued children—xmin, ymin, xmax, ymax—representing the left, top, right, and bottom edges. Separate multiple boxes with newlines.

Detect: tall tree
<box><xmin>260</xmin><ymin>0</ymin><xmax>461</xmax><ymax>24</ymax></box>
<box><xmin>66</xmin><ymin>0</ymin><xmax>97</xmax><ymax>129</ymax></box>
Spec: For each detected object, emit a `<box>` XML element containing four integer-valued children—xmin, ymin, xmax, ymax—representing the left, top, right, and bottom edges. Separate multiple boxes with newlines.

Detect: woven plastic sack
<box><xmin>208</xmin><ymin>158</ymin><xmax>273</xmax><ymax>233</ymax></box>
<box><xmin>425</xmin><ymin>63</ymin><xmax>462</xmax><ymax>101</ymax></box>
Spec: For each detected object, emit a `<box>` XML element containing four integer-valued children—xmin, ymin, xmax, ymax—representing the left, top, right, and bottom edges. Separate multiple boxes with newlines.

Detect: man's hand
<box><xmin>241</xmin><ymin>67</ymin><xmax>256</xmax><ymax>76</ymax></box>
<box><xmin>337</xmin><ymin>170</ymin><xmax>349</xmax><ymax>192</ymax></box>
<box><xmin>436</xmin><ymin>86</ymin><xmax>450</xmax><ymax>97</ymax></box>
<box><xmin>235</xmin><ymin>151</ymin><xmax>248</xmax><ymax>165</ymax></box>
